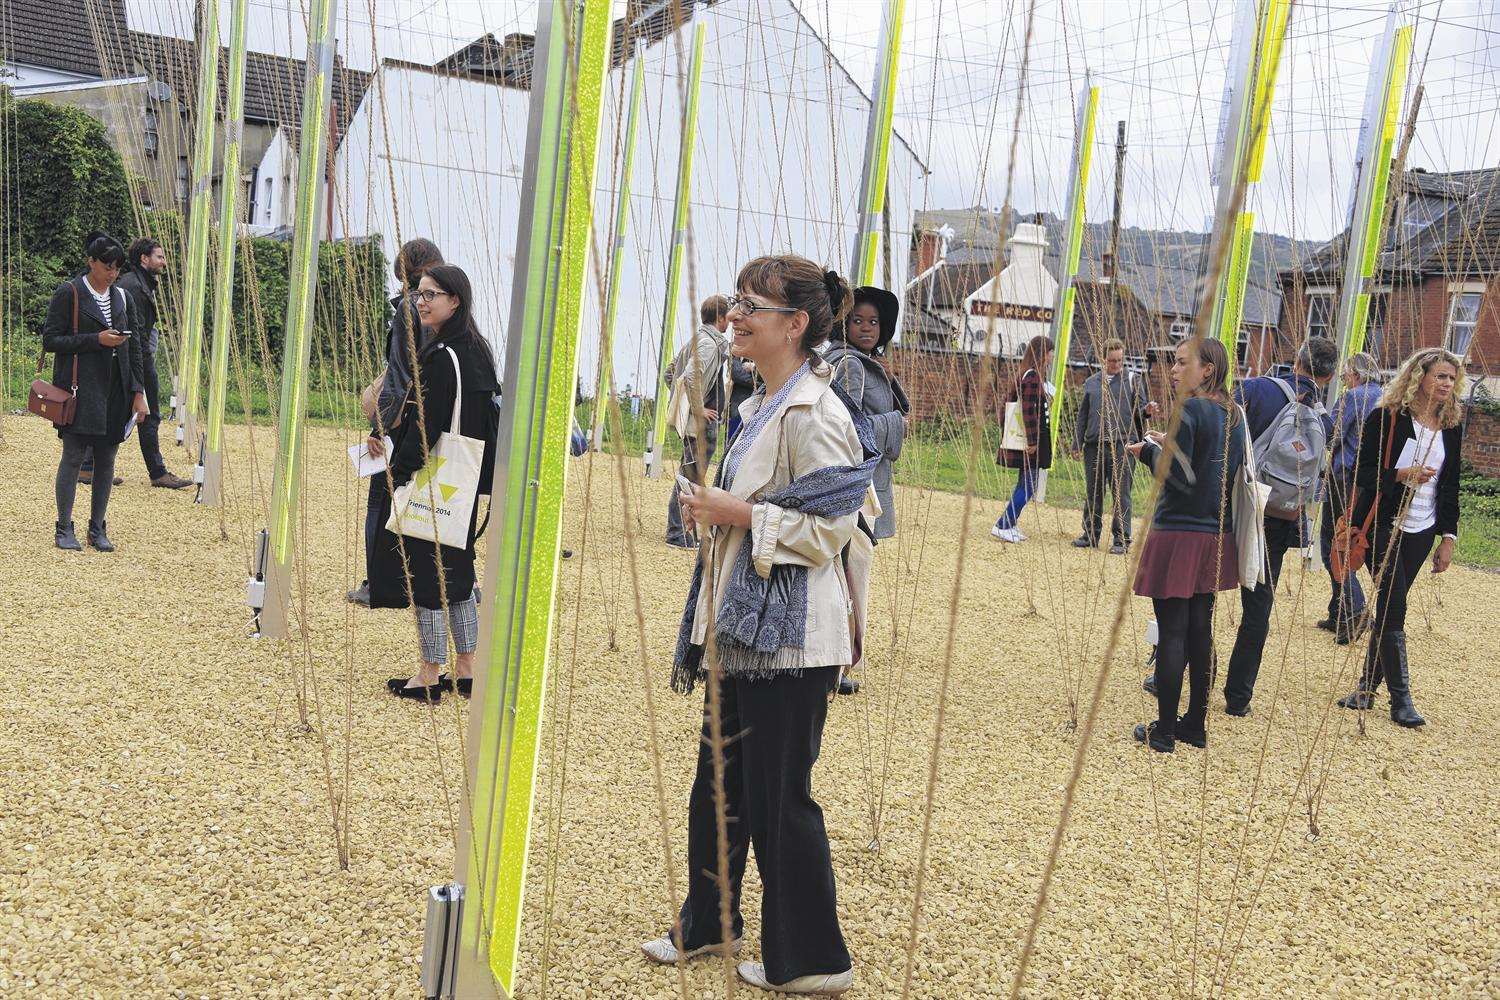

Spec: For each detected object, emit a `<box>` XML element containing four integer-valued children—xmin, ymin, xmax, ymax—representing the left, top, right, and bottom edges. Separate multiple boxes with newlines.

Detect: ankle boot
<box><xmin>87</xmin><ymin>520</ymin><xmax>115</xmax><ymax>552</ymax></box>
<box><xmin>1337</xmin><ymin>633</ymin><xmax>1384</xmax><ymax>709</ymax></box>
<box><xmin>55</xmin><ymin>520</ymin><xmax>82</xmax><ymax>551</ymax></box>
<box><xmin>1384</xmin><ymin>631</ymin><xmax>1425</xmax><ymax>728</ymax></box>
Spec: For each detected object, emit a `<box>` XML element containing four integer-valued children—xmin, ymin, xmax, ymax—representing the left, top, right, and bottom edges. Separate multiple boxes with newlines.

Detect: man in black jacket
<box><xmin>117</xmin><ymin>239</ymin><xmax>191</xmax><ymax>489</ymax></box>
<box><xmin>348</xmin><ymin>238</ymin><xmax>444</xmax><ymax>607</ymax></box>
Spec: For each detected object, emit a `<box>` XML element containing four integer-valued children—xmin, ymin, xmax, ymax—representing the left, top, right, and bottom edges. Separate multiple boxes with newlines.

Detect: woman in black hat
<box><xmin>824</xmin><ymin>285</ymin><xmax>909</xmax><ymax>695</ymax></box>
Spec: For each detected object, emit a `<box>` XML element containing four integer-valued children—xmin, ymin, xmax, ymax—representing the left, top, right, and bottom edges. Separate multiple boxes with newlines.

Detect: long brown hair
<box><xmin>1018</xmin><ymin>334</ymin><xmax>1054</xmax><ymax>376</ymax></box>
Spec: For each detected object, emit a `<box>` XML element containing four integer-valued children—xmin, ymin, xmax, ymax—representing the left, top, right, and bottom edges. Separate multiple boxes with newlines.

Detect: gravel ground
<box><xmin>1</xmin><ymin>416</ymin><xmax>1497</xmax><ymax>999</ymax></box>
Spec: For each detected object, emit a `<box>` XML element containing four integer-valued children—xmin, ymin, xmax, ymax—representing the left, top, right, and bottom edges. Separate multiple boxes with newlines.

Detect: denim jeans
<box><xmin>995</xmin><ymin>466</ymin><xmax>1038</xmax><ymax>531</ymax></box>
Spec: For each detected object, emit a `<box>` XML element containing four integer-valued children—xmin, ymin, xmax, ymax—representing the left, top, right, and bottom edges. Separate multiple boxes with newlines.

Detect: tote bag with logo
<box><xmin>1000</xmin><ymin>368</ymin><xmax>1034</xmax><ymax>452</ymax></box>
<box><xmin>387</xmin><ymin>345</ymin><xmax>485</xmax><ymax>549</ymax></box>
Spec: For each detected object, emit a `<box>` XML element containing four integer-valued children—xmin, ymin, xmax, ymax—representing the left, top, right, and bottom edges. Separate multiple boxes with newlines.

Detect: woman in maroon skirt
<box><xmin>1126</xmin><ymin>338</ymin><xmax>1245</xmax><ymax>753</ymax></box>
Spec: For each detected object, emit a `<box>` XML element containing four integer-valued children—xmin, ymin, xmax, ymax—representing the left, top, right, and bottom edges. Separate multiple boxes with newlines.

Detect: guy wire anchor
<box><xmin>246</xmin><ymin>528</ymin><xmax>269</xmax><ymax>637</ymax></box>
<box><xmin>420</xmin><ymin>882</ymin><xmax>463</xmax><ymax>999</ymax></box>
<box><xmin>192</xmin><ymin>432</ymin><xmax>207</xmax><ymax>504</ymax></box>
<box><xmin>171</xmin><ymin>378</ymin><xmax>184</xmax><ymax>445</ymax></box>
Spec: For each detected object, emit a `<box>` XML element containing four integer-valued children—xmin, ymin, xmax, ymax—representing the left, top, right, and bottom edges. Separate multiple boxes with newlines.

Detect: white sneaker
<box><xmin>641</xmin><ymin>934</ymin><xmax>742</xmax><ymax>964</ymax></box>
<box><xmin>1015</xmin><ymin>527</ymin><xmax>1028</xmax><ymax>540</ymax></box>
<box><xmin>990</xmin><ymin>526</ymin><xmax>1022</xmax><ymax>543</ymax></box>
<box><xmin>737</xmin><ymin>960</ymin><xmax>853</xmax><ymax>995</ymax></box>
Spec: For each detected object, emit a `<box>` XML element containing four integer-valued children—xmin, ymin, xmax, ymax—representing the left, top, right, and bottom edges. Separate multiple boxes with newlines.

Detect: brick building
<box><xmin>1274</xmin><ymin>167</ymin><xmax>1500</xmax><ymax>387</ymax></box>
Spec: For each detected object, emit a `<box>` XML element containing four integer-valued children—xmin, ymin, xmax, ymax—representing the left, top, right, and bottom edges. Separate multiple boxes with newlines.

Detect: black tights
<box><xmin>1153</xmin><ymin>593</ymin><xmax>1216</xmax><ymax>737</ymax></box>
<box><xmin>57</xmin><ymin>434</ymin><xmax>118</xmax><ymax>527</ymax></box>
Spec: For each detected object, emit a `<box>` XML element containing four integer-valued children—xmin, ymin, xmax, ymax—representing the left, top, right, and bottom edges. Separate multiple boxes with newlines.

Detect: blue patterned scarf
<box><xmin>671</xmin><ymin>382</ymin><xmax>878</xmax><ymax>694</ymax></box>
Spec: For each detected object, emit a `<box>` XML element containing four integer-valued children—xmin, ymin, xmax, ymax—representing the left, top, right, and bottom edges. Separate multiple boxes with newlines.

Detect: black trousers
<box><xmin>1369</xmin><ymin>525</ymin><xmax>1435</xmax><ymax>639</ymax></box>
<box><xmin>676</xmin><ymin>666</ymin><xmax>851</xmax><ymax>984</ymax></box>
<box><xmin>1318</xmin><ymin>471</ymin><xmax>1367</xmax><ymax>623</ymax></box>
<box><xmin>81</xmin><ymin>350</ymin><xmax>168</xmax><ymax>479</ymax></box>
<box><xmin>1152</xmin><ymin>594</ymin><xmax>1215</xmax><ymax>737</ymax></box>
<box><xmin>1224</xmin><ymin>514</ymin><xmax>1302</xmax><ymax>710</ymax></box>
<box><xmin>1081</xmin><ymin>441</ymin><xmax>1134</xmax><ymax>544</ymax></box>
<box><xmin>362</xmin><ymin>470</ymin><xmax>389</xmax><ymax>585</ymax></box>
<box><xmin>666</xmin><ymin>427</ymin><xmax>717</xmax><ymax>546</ymax></box>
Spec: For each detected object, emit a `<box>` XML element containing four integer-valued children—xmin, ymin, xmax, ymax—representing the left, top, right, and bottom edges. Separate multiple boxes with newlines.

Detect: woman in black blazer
<box><xmin>42</xmin><ymin>236</ymin><xmax>148</xmax><ymax>551</ymax></box>
<box><xmin>367</xmin><ymin>265</ymin><xmax>500</xmax><ymax>703</ymax></box>
<box><xmin>1337</xmin><ymin>348</ymin><xmax>1465</xmax><ymax>727</ymax></box>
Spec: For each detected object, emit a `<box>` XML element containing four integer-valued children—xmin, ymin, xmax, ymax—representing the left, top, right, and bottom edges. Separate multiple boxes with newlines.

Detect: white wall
<box><xmin>4</xmin><ymin>63</ymin><xmax>98</xmax><ymax>90</ymax></box>
<box><xmin>333</xmin><ymin>0</ymin><xmax>925</xmax><ymax>396</ymax></box>
<box><xmin>247</xmin><ymin>128</ymin><xmax>298</xmax><ymax>233</ymax></box>
<box><xmin>961</xmin><ymin>223</ymin><xmax>1056</xmax><ymax>357</ymax></box>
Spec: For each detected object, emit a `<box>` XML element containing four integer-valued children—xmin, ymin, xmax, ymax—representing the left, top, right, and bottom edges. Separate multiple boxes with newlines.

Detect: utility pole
<box><xmin>249</xmin><ymin>0</ymin><xmax>337</xmax><ymax>641</ymax></box>
<box><xmin>198</xmin><ymin>0</ymin><xmax>251</xmax><ymax>507</ymax></box>
<box><xmin>1106</xmin><ymin>120</ymin><xmax>1126</xmax><ymax>349</ymax></box>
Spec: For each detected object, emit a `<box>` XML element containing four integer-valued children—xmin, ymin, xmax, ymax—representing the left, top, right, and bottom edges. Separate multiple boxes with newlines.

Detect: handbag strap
<box><xmin>443</xmin><ymin>344</ymin><xmax>463</xmax><ymax>435</ymax></box>
<box><xmin>35</xmin><ymin>283</ymin><xmax>82</xmax><ymax>391</ymax></box>
<box><xmin>1355</xmin><ymin>409</ymin><xmax>1398</xmax><ymax>535</ymax></box>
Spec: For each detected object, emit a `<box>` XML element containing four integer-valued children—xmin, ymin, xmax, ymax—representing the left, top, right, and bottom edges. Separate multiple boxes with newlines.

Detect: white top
<box><xmin>1400</xmin><ymin>420</ymin><xmax>1445</xmax><ymax>534</ymax></box>
<box><xmin>85</xmin><ymin>279</ymin><xmax>113</xmax><ymax>328</ymax></box>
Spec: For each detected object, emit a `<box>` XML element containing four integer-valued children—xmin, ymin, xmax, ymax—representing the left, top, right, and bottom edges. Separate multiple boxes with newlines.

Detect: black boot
<box><xmin>87</xmin><ymin>520</ymin><xmax>115</xmax><ymax>552</ymax></box>
<box><xmin>1337</xmin><ymin>632</ymin><xmax>1384</xmax><ymax>710</ymax></box>
<box><xmin>1384</xmin><ymin>631</ymin><xmax>1425</xmax><ymax>728</ymax></box>
<box><xmin>55</xmin><ymin>520</ymin><xmax>82</xmax><ymax>551</ymax></box>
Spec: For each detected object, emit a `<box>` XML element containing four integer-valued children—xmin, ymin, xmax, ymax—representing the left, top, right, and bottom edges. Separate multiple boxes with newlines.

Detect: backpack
<box><xmin>1251</xmin><ymin>378</ymin><xmax>1328</xmax><ymax>518</ymax></box>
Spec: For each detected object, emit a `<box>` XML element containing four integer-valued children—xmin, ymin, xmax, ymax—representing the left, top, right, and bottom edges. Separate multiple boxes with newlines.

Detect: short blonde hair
<box><xmin>1101</xmin><ymin>337</ymin><xmax>1125</xmax><ymax>356</ymax></box>
<box><xmin>1380</xmin><ymin>347</ymin><xmax>1465</xmax><ymax>429</ymax></box>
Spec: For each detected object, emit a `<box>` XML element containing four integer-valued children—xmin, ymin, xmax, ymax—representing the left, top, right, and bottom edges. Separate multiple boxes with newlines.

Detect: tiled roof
<box><xmin>127</xmin><ymin>32</ymin><xmax>371</xmax><ymax>137</ymax></box>
<box><xmin>2</xmin><ymin>0</ymin><xmax>130</xmax><ymax>78</ymax></box>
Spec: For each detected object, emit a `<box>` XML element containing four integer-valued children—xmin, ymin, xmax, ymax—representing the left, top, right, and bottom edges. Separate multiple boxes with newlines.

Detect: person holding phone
<box><xmin>45</xmin><ymin>235</ymin><xmax>148</xmax><ymax>551</ymax></box>
<box><xmin>1336</xmin><ymin>348</ymin><xmax>1465</xmax><ymax>727</ymax></box>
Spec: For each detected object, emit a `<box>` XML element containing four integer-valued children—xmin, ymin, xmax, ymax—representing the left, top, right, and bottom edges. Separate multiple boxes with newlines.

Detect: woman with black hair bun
<box><xmin>824</xmin><ymin>285</ymin><xmax>909</xmax><ymax>696</ymax></box>
<box><xmin>43</xmin><ymin>235</ymin><xmax>149</xmax><ymax>551</ymax></box>
<box><xmin>367</xmin><ymin>264</ymin><xmax>500</xmax><ymax>702</ymax></box>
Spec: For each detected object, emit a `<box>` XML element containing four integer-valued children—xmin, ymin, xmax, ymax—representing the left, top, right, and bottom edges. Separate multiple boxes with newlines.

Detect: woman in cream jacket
<box><xmin>642</xmin><ymin>255</ymin><xmax>875</xmax><ymax>997</ymax></box>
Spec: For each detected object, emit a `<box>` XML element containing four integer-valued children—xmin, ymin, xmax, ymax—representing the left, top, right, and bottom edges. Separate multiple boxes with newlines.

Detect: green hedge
<box><xmin>1</xmin><ymin>89</ymin><xmax>391</xmax><ymax>399</ymax></box>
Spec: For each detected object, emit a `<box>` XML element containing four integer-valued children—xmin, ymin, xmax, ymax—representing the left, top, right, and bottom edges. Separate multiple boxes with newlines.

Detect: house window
<box><xmin>175</xmin><ymin>158</ymin><xmax>189</xmax><ymax>202</ymax></box>
<box><xmin>143</xmin><ymin>107</ymin><xmax>159</xmax><ymax>158</ymax></box>
<box><xmin>1168</xmin><ymin>317</ymin><xmax>1193</xmax><ymax>341</ymax></box>
<box><xmin>1364</xmin><ymin>292</ymin><xmax>1389</xmax><ymax>357</ymax></box>
<box><xmin>1445</xmin><ymin>288</ymin><xmax>1484</xmax><ymax>358</ymax></box>
<box><xmin>263</xmin><ymin>177</ymin><xmax>273</xmax><ymax>224</ymax></box>
<box><xmin>1304</xmin><ymin>290</ymin><xmax>1336</xmax><ymax>340</ymax></box>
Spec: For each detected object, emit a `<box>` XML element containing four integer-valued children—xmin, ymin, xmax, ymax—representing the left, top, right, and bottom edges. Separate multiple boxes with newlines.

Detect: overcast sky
<box><xmin>127</xmin><ymin>0</ymin><xmax>1500</xmax><ymax>243</ymax></box>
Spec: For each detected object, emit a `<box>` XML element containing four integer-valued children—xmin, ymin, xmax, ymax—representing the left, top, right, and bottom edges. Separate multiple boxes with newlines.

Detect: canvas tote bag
<box><xmin>386</xmin><ymin>345</ymin><xmax>485</xmax><ymax>549</ymax></box>
<box><xmin>1000</xmin><ymin>368</ymin><xmax>1034</xmax><ymax>452</ymax></box>
<box><xmin>1231</xmin><ymin>407</ymin><xmax>1272</xmax><ymax>588</ymax></box>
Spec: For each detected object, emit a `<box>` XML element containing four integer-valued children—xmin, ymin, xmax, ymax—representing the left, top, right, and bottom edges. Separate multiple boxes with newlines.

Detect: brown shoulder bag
<box><xmin>28</xmin><ymin>283</ymin><xmax>80</xmax><ymax>427</ymax></box>
<box><xmin>1330</xmin><ymin>410</ymin><xmax>1396</xmax><ymax>584</ymax></box>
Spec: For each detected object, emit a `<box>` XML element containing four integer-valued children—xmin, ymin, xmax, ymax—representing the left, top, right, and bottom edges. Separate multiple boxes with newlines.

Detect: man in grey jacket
<box><xmin>1072</xmin><ymin>338</ymin><xmax>1152</xmax><ymax>554</ymax></box>
<box><xmin>664</xmin><ymin>295</ymin><xmax>730</xmax><ymax>548</ymax></box>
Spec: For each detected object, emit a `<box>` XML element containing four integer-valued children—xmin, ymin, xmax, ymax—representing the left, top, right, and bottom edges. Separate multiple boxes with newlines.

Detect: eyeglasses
<box><xmin>409</xmin><ymin>289</ymin><xmax>452</xmax><ymax>303</ymax></box>
<box><xmin>726</xmin><ymin>294</ymin><xmax>800</xmax><ymax>318</ymax></box>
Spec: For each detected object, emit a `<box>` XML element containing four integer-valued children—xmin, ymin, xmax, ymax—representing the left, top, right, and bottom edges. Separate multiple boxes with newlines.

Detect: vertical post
<box><xmin>1046</xmin><ymin>75</ymin><xmax>1099</xmax><ymax>455</ymax></box>
<box><xmin>447</xmin><ymin>1</ymin><xmax>612</xmax><ymax>996</ymax></box>
<box><xmin>644</xmin><ymin>22</ymin><xmax>705</xmax><ymax>478</ymax></box>
<box><xmin>591</xmin><ymin>42</ymin><xmax>646</xmax><ymax>451</ymax></box>
<box><xmin>198</xmin><ymin>0</ymin><xmax>250</xmax><ymax>507</ymax></box>
<box><xmin>254</xmin><ymin>0</ymin><xmax>337</xmax><ymax>640</ymax></box>
<box><xmin>1107</xmin><ymin>120</ymin><xmax>1126</xmax><ymax>341</ymax></box>
<box><xmin>1328</xmin><ymin>10</ymin><xmax>1413</xmax><ymax>409</ymax></box>
<box><xmin>177</xmin><ymin>0</ymin><xmax>222</xmax><ymax>456</ymax></box>
<box><xmin>1203</xmin><ymin>0</ymin><xmax>1291</xmax><ymax>384</ymax></box>
<box><xmin>849</xmin><ymin>0</ymin><xmax>906</xmax><ymax>287</ymax></box>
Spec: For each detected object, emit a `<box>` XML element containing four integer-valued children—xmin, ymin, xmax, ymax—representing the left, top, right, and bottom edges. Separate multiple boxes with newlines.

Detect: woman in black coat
<box><xmin>368</xmin><ymin>265</ymin><xmax>500</xmax><ymax>702</ymax></box>
<box><xmin>1337</xmin><ymin>347</ymin><xmax>1465</xmax><ymax>728</ymax></box>
<box><xmin>991</xmin><ymin>334</ymin><xmax>1054</xmax><ymax>543</ymax></box>
<box><xmin>43</xmin><ymin>236</ymin><xmax>148</xmax><ymax>551</ymax></box>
